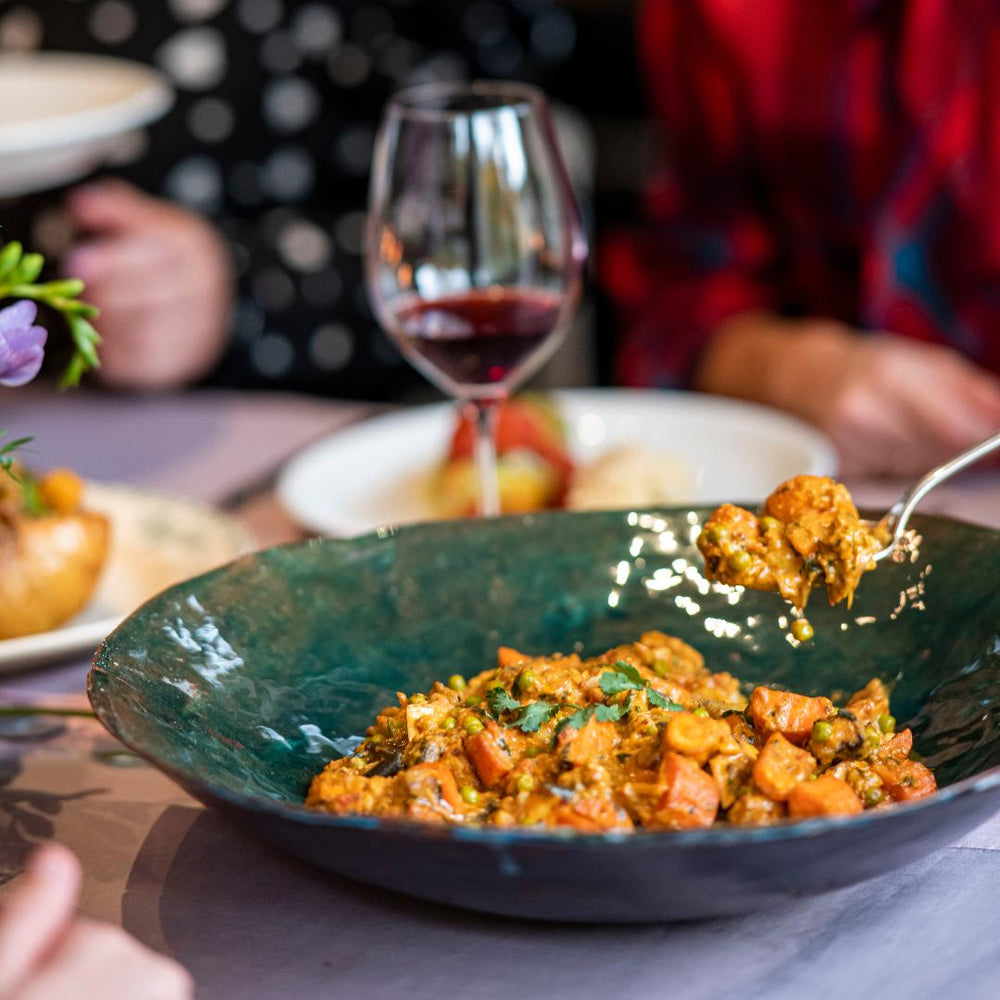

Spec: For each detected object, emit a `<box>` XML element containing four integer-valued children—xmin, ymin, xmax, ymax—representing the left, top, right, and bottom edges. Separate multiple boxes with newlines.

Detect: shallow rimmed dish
<box><xmin>0</xmin><ymin>483</ymin><xmax>253</xmax><ymax>672</ymax></box>
<box><xmin>89</xmin><ymin>508</ymin><xmax>1000</xmax><ymax>921</ymax></box>
<box><xmin>277</xmin><ymin>389</ymin><xmax>837</xmax><ymax>536</ymax></box>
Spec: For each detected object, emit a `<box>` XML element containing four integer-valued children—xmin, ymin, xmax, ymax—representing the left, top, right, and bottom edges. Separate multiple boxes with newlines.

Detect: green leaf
<box><xmin>599</xmin><ymin>661</ymin><xmax>645</xmax><ymax>695</ymax></box>
<box><xmin>647</xmin><ymin>687</ymin><xmax>684</xmax><ymax>712</ymax></box>
<box><xmin>486</xmin><ymin>685</ymin><xmax>521</xmax><ymax>718</ymax></box>
<box><xmin>15</xmin><ymin>253</ymin><xmax>44</xmax><ymax>284</ymax></box>
<box><xmin>0</xmin><ymin>241</ymin><xmax>23</xmax><ymax>282</ymax></box>
<box><xmin>512</xmin><ymin>700</ymin><xmax>559</xmax><ymax>733</ymax></box>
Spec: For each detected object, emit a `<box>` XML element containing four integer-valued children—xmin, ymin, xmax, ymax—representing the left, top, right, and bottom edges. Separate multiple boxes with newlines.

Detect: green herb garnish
<box><xmin>486</xmin><ymin>685</ymin><xmax>521</xmax><ymax>718</ymax></box>
<box><xmin>647</xmin><ymin>687</ymin><xmax>684</xmax><ymax>712</ymax></box>
<box><xmin>512</xmin><ymin>700</ymin><xmax>560</xmax><ymax>733</ymax></box>
<box><xmin>599</xmin><ymin>661</ymin><xmax>645</xmax><ymax>695</ymax></box>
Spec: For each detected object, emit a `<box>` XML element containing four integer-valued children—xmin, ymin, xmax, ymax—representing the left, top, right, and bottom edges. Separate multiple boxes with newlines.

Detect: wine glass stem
<box><xmin>473</xmin><ymin>398</ymin><xmax>501</xmax><ymax>518</ymax></box>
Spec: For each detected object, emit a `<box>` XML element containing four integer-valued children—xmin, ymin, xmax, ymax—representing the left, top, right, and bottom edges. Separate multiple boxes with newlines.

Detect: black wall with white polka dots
<box><xmin>2</xmin><ymin>0</ymin><xmax>644</xmax><ymax>399</ymax></box>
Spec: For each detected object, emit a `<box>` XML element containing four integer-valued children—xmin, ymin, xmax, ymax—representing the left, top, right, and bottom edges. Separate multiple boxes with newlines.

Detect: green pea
<box><xmin>791</xmin><ymin>619</ymin><xmax>814</xmax><ymax>642</ymax></box>
<box><xmin>812</xmin><ymin>720</ymin><xmax>834</xmax><ymax>743</ymax></box>
<box><xmin>448</xmin><ymin>674</ymin><xmax>467</xmax><ymax>691</ymax></box>
<box><xmin>409</xmin><ymin>693</ymin><xmax>427</xmax><ymax>704</ymax></box>
<box><xmin>465</xmin><ymin>695</ymin><xmax>483</xmax><ymax>707</ymax></box>
<box><xmin>864</xmin><ymin>725</ymin><xmax>881</xmax><ymax>750</ymax></box>
<box><xmin>516</xmin><ymin>773</ymin><xmax>535</xmax><ymax>793</ymax></box>
<box><xmin>440</xmin><ymin>716</ymin><xmax>457</xmax><ymax>730</ymax></box>
<box><xmin>652</xmin><ymin>659</ymin><xmax>671</xmax><ymax>678</ymax></box>
<box><xmin>864</xmin><ymin>787</ymin><xmax>884</xmax><ymax>807</ymax></box>
<box><xmin>348</xmin><ymin>756</ymin><xmax>367</xmax><ymax>769</ymax></box>
<box><xmin>524</xmin><ymin>746</ymin><xmax>541</xmax><ymax>758</ymax></box>
<box><xmin>727</xmin><ymin>550</ymin><xmax>752</xmax><ymax>572</ymax></box>
<box><xmin>368</xmin><ymin>733</ymin><xmax>384</xmax><ymax>745</ymax></box>
<box><xmin>758</xmin><ymin>516</ymin><xmax>781</xmax><ymax>534</ymax></box>
<box><xmin>516</xmin><ymin>669</ymin><xmax>538</xmax><ymax>694</ymax></box>
<box><xmin>701</xmin><ymin>524</ymin><xmax>723</xmax><ymax>545</ymax></box>
<box><xmin>460</xmin><ymin>785</ymin><xmax>479</xmax><ymax>805</ymax></box>
<box><xmin>877</xmin><ymin>713</ymin><xmax>896</xmax><ymax>734</ymax></box>
<box><xmin>693</xmin><ymin>707</ymin><xmax>710</xmax><ymax>719</ymax></box>
<box><xmin>463</xmin><ymin>716</ymin><xmax>485</xmax><ymax>736</ymax></box>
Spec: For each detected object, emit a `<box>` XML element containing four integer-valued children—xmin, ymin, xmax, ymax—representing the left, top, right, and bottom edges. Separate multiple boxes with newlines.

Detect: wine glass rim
<box><xmin>385</xmin><ymin>80</ymin><xmax>545</xmax><ymax>121</ymax></box>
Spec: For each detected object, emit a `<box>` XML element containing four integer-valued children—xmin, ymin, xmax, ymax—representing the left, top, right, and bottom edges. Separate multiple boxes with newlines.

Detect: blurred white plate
<box><xmin>0</xmin><ymin>53</ymin><xmax>172</xmax><ymax>197</ymax></box>
<box><xmin>0</xmin><ymin>483</ymin><xmax>253</xmax><ymax>673</ymax></box>
<box><xmin>278</xmin><ymin>389</ymin><xmax>838</xmax><ymax>537</ymax></box>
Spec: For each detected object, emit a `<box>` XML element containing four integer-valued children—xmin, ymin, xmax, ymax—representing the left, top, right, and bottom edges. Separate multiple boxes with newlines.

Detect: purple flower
<box><xmin>0</xmin><ymin>301</ymin><xmax>47</xmax><ymax>387</ymax></box>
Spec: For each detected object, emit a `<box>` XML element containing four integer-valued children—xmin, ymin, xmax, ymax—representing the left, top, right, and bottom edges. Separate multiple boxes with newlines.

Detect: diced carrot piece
<box><xmin>752</xmin><ymin>733</ymin><xmax>816</xmax><ymax>801</ymax></box>
<box><xmin>845</xmin><ymin>678</ymin><xmax>889</xmax><ymax>726</ymax></box>
<box><xmin>878</xmin><ymin>728</ymin><xmax>914</xmax><ymax>760</ymax></box>
<box><xmin>464</xmin><ymin>722</ymin><xmax>513</xmax><ymax>788</ymax></box>
<box><xmin>653</xmin><ymin>752</ymin><xmax>719</xmax><ymax>829</ymax></box>
<box><xmin>551</xmin><ymin>795</ymin><xmax>634</xmax><ymax>833</ymax></box>
<box><xmin>562</xmin><ymin>716</ymin><xmax>616</xmax><ymax>766</ymax></box>
<box><xmin>664</xmin><ymin>712</ymin><xmax>730</xmax><ymax>764</ymax></box>
<box><xmin>787</xmin><ymin>775</ymin><xmax>863</xmax><ymax>818</ymax></box>
<box><xmin>748</xmin><ymin>686</ymin><xmax>834</xmax><ymax>744</ymax></box>
<box><xmin>497</xmin><ymin>646</ymin><xmax>529</xmax><ymax>669</ymax></box>
<box><xmin>872</xmin><ymin>759</ymin><xmax>937</xmax><ymax>801</ymax></box>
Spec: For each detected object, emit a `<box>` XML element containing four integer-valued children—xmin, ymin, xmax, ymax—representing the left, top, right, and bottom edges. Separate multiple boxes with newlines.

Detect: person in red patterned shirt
<box><xmin>602</xmin><ymin>0</ymin><xmax>1000</xmax><ymax>476</ymax></box>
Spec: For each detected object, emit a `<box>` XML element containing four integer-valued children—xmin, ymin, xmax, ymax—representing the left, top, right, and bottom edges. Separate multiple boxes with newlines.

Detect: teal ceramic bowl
<box><xmin>89</xmin><ymin>509</ymin><xmax>1000</xmax><ymax>922</ymax></box>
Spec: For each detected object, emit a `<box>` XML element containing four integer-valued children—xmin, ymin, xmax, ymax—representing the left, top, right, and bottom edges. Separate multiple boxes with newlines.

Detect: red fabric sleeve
<box><xmin>601</xmin><ymin>0</ymin><xmax>780</xmax><ymax>388</ymax></box>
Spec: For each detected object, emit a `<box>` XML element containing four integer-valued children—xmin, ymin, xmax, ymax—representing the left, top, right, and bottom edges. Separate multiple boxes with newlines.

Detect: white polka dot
<box><xmin>251</xmin><ymin>332</ymin><xmax>295</xmax><ymax>378</ymax></box>
<box><xmin>262</xmin><ymin>146</ymin><xmax>315</xmax><ymax>201</ymax></box>
<box><xmin>277</xmin><ymin>220</ymin><xmax>332</xmax><ymax>273</ymax></box>
<box><xmin>259</xmin><ymin>31</ymin><xmax>302</xmax><ymax>74</ymax></box>
<box><xmin>301</xmin><ymin>269</ymin><xmax>342</xmax><ymax>307</ymax></box>
<box><xmin>187</xmin><ymin>97</ymin><xmax>235</xmax><ymax>143</ymax></box>
<box><xmin>237</xmin><ymin>0</ymin><xmax>283</xmax><ymax>34</ymax></box>
<box><xmin>168</xmin><ymin>0</ymin><xmax>227</xmax><ymax>22</ymax></box>
<box><xmin>89</xmin><ymin>0</ymin><xmax>137</xmax><ymax>45</ymax></box>
<box><xmin>309</xmin><ymin>323</ymin><xmax>354</xmax><ymax>371</ymax></box>
<box><xmin>229</xmin><ymin>162</ymin><xmax>262</xmax><ymax>206</ymax></box>
<box><xmin>333</xmin><ymin>123</ymin><xmax>373</xmax><ymax>175</ymax></box>
<box><xmin>333</xmin><ymin>211</ymin><xmax>366</xmax><ymax>256</ymax></box>
<box><xmin>292</xmin><ymin>4</ymin><xmax>342</xmax><ymax>56</ymax></box>
<box><xmin>156</xmin><ymin>27</ymin><xmax>228</xmax><ymax>90</ymax></box>
<box><xmin>327</xmin><ymin>44</ymin><xmax>370</xmax><ymax>87</ymax></box>
<box><xmin>0</xmin><ymin>7</ymin><xmax>42</xmax><ymax>51</ymax></box>
<box><xmin>531</xmin><ymin>9</ymin><xmax>576</xmax><ymax>64</ymax></box>
<box><xmin>251</xmin><ymin>267</ymin><xmax>296</xmax><ymax>310</ymax></box>
<box><xmin>262</xmin><ymin>76</ymin><xmax>320</xmax><ymax>134</ymax></box>
<box><xmin>164</xmin><ymin>156</ymin><xmax>222</xmax><ymax>209</ymax></box>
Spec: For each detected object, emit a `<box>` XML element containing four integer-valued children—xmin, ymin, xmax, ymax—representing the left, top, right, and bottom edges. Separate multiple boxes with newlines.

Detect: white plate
<box><xmin>277</xmin><ymin>389</ymin><xmax>839</xmax><ymax>537</ymax></box>
<box><xmin>0</xmin><ymin>53</ymin><xmax>173</xmax><ymax>197</ymax></box>
<box><xmin>0</xmin><ymin>483</ymin><xmax>253</xmax><ymax>673</ymax></box>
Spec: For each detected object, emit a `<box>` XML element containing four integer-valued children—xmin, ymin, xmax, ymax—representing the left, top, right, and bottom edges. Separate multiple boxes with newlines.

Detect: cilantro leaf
<box><xmin>512</xmin><ymin>700</ymin><xmax>560</xmax><ymax>733</ymax></box>
<box><xmin>647</xmin><ymin>688</ymin><xmax>684</xmax><ymax>712</ymax></box>
<box><xmin>560</xmin><ymin>695</ymin><xmax>633</xmax><ymax>734</ymax></box>
<box><xmin>486</xmin><ymin>686</ymin><xmax>521</xmax><ymax>718</ymax></box>
<box><xmin>599</xmin><ymin>661</ymin><xmax>645</xmax><ymax>696</ymax></box>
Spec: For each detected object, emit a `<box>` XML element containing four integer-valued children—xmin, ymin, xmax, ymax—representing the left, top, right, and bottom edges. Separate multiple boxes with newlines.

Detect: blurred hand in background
<box><xmin>0</xmin><ymin>843</ymin><xmax>192</xmax><ymax>1000</ymax></box>
<box><xmin>696</xmin><ymin>313</ymin><xmax>1000</xmax><ymax>478</ymax></box>
<box><xmin>64</xmin><ymin>179</ymin><xmax>233</xmax><ymax>391</ymax></box>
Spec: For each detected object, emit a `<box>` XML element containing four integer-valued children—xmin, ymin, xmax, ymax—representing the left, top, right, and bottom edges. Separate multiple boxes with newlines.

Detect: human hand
<box><xmin>696</xmin><ymin>313</ymin><xmax>1000</xmax><ymax>477</ymax></box>
<box><xmin>0</xmin><ymin>844</ymin><xmax>192</xmax><ymax>1000</ymax></box>
<box><xmin>64</xmin><ymin>179</ymin><xmax>233</xmax><ymax>391</ymax></box>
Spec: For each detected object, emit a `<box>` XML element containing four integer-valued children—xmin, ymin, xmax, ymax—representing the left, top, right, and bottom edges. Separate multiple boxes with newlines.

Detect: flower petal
<box><xmin>0</xmin><ymin>301</ymin><xmax>47</xmax><ymax>387</ymax></box>
<box><xmin>0</xmin><ymin>300</ymin><xmax>38</xmax><ymax>334</ymax></box>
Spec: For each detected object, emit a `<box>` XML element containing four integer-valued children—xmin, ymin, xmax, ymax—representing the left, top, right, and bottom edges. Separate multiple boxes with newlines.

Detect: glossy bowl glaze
<box><xmin>89</xmin><ymin>509</ymin><xmax>1000</xmax><ymax>922</ymax></box>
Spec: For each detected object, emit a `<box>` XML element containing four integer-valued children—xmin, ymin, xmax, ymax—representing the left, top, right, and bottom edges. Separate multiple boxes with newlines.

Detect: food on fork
<box><xmin>698</xmin><ymin>475</ymin><xmax>886</xmax><ymax>611</ymax></box>
<box><xmin>0</xmin><ymin>468</ymin><xmax>109</xmax><ymax>639</ymax></box>
<box><xmin>306</xmin><ymin>631</ymin><xmax>934</xmax><ymax>830</ymax></box>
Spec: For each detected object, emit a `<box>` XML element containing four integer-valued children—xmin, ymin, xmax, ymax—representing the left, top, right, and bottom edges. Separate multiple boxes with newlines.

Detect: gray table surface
<box><xmin>2</xmin><ymin>386</ymin><xmax>999</xmax><ymax>1000</ymax></box>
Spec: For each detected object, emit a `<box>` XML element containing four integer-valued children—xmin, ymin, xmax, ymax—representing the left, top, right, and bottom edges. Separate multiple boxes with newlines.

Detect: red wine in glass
<box><xmin>391</xmin><ymin>288</ymin><xmax>563</xmax><ymax>390</ymax></box>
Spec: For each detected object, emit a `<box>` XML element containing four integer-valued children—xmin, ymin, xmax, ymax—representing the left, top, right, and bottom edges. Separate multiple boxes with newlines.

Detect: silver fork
<box><xmin>872</xmin><ymin>428</ymin><xmax>1000</xmax><ymax>562</ymax></box>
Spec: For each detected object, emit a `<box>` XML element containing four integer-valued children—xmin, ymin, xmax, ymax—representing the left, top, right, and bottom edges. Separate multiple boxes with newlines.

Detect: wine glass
<box><xmin>365</xmin><ymin>80</ymin><xmax>587</xmax><ymax>517</ymax></box>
